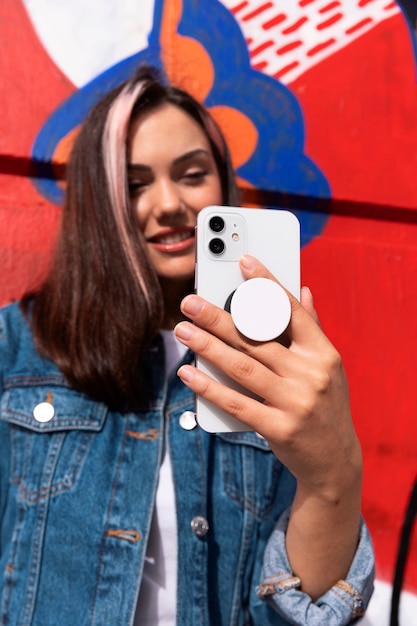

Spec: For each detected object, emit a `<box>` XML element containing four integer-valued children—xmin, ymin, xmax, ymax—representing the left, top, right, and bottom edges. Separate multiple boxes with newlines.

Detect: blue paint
<box><xmin>31</xmin><ymin>0</ymin><xmax>330</xmax><ymax>246</ymax></box>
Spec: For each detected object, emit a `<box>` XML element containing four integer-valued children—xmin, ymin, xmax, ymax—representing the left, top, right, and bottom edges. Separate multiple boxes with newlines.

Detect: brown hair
<box><xmin>23</xmin><ymin>64</ymin><xmax>239</xmax><ymax>409</ymax></box>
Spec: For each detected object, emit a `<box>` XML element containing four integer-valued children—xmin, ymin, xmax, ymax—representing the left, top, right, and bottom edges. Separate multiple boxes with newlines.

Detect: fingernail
<box><xmin>301</xmin><ymin>286</ymin><xmax>313</xmax><ymax>301</ymax></box>
<box><xmin>181</xmin><ymin>295</ymin><xmax>204</xmax><ymax>317</ymax></box>
<box><xmin>240</xmin><ymin>254</ymin><xmax>258</xmax><ymax>271</ymax></box>
<box><xmin>177</xmin><ymin>365</ymin><xmax>196</xmax><ymax>383</ymax></box>
<box><xmin>174</xmin><ymin>322</ymin><xmax>194</xmax><ymax>342</ymax></box>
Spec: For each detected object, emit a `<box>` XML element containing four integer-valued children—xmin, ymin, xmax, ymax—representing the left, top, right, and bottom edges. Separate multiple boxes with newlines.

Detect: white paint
<box><xmin>219</xmin><ymin>0</ymin><xmax>400</xmax><ymax>84</ymax></box>
<box><xmin>22</xmin><ymin>0</ymin><xmax>402</xmax><ymax>88</ymax></box>
<box><xmin>359</xmin><ymin>579</ymin><xmax>417</xmax><ymax>626</ymax></box>
<box><xmin>22</xmin><ymin>0</ymin><xmax>156</xmax><ymax>86</ymax></box>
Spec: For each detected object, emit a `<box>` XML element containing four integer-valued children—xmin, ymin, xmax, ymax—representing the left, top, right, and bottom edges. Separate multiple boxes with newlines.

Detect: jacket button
<box><xmin>179</xmin><ymin>410</ymin><xmax>197</xmax><ymax>430</ymax></box>
<box><xmin>190</xmin><ymin>516</ymin><xmax>209</xmax><ymax>537</ymax></box>
<box><xmin>33</xmin><ymin>402</ymin><xmax>55</xmax><ymax>423</ymax></box>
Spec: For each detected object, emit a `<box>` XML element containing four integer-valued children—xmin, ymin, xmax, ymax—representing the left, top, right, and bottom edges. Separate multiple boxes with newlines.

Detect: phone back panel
<box><xmin>195</xmin><ymin>206</ymin><xmax>300</xmax><ymax>432</ymax></box>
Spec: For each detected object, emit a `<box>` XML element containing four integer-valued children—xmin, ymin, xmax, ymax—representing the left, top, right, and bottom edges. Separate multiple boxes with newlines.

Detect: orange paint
<box><xmin>208</xmin><ymin>105</ymin><xmax>258</xmax><ymax>169</ymax></box>
<box><xmin>160</xmin><ymin>0</ymin><xmax>214</xmax><ymax>100</ymax></box>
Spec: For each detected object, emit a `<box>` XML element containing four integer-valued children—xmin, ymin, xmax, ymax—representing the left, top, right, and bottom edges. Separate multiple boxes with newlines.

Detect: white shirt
<box><xmin>134</xmin><ymin>331</ymin><xmax>187</xmax><ymax>625</ymax></box>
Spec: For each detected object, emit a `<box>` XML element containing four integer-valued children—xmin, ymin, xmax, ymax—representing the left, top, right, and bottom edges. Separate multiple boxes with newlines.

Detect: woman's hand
<box><xmin>174</xmin><ymin>254</ymin><xmax>363</xmax><ymax>598</ymax></box>
<box><xmin>175</xmin><ymin>254</ymin><xmax>361</xmax><ymax>496</ymax></box>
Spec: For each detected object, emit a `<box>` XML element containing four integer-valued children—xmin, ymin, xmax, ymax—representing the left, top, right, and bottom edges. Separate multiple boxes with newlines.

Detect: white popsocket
<box><xmin>229</xmin><ymin>278</ymin><xmax>291</xmax><ymax>341</ymax></box>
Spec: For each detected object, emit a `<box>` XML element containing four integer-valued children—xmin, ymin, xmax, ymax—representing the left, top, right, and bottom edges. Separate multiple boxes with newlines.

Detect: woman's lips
<box><xmin>147</xmin><ymin>227</ymin><xmax>195</xmax><ymax>253</ymax></box>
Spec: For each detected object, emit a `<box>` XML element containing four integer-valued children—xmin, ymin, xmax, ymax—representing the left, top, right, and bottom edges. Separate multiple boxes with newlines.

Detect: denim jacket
<box><xmin>0</xmin><ymin>302</ymin><xmax>374</xmax><ymax>626</ymax></box>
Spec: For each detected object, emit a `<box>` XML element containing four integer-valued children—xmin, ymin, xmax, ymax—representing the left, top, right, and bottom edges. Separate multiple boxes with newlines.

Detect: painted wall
<box><xmin>1</xmin><ymin>0</ymin><xmax>417</xmax><ymax>623</ymax></box>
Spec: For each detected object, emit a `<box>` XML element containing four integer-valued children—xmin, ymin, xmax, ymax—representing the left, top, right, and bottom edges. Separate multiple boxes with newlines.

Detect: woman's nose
<box><xmin>152</xmin><ymin>178</ymin><xmax>185</xmax><ymax>217</ymax></box>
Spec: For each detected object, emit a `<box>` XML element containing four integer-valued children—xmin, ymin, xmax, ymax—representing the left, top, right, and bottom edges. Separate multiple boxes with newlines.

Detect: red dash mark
<box><xmin>345</xmin><ymin>17</ymin><xmax>373</xmax><ymax>34</ymax></box>
<box><xmin>383</xmin><ymin>1</ymin><xmax>397</xmax><ymax>7</ymax></box>
<box><xmin>230</xmin><ymin>1</ymin><xmax>249</xmax><ymax>14</ymax></box>
<box><xmin>273</xmin><ymin>61</ymin><xmax>300</xmax><ymax>80</ymax></box>
<box><xmin>252</xmin><ymin>61</ymin><xmax>269</xmax><ymax>71</ymax></box>
<box><xmin>319</xmin><ymin>1</ymin><xmax>341</xmax><ymax>13</ymax></box>
<box><xmin>307</xmin><ymin>38</ymin><xmax>336</xmax><ymax>56</ymax></box>
<box><xmin>317</xmin><ymin>12</ymin><xmax>343</xmax><ymax>29</ymax></box>
<box><xmin>282</xmin><ymin>17</ymin><xmax>308</xmax><ymax>34</ymax></box>
<box><xmin>276</xmin><ymin>40</ymin><xmax>303</xmax><ymax>55</ymax></box>
<box><xmin>250</xmin><ymin>40</ymin><xmax>274</xmax><ymax>57</ymax></box>
<box><xmin>358</xmin><ymin>0</ymin><xmax>375</xmax><ymax>5</ymax></box>
<box><xmin>242</xmin><ymin>2</ymin><xmax>273</xmax><ymax>21</ymax></box>
<box><xmin>299</xmin><ymin>0</ymin><xmax>316</xmax><ymax>6</ymax></box>
<box><xmin>262</xmin><ymin>13</ymin><xmax>287</xmax><ymax>30</ymax></box>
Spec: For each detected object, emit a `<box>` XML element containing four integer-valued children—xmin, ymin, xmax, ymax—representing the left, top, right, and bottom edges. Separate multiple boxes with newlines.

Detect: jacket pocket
<box><xmin>1</xmin><ymin>378</ymin><xmax>107</xmax><ymax>503</ymax></box>
<box><xmin>217</xmin><ymin>431</ymin><xmax>282</xmax><ymax>520</ymax></box>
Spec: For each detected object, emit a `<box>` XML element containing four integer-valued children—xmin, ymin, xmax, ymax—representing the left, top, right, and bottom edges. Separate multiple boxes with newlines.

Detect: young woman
<box><xmin>0</xmin><ymin>65</ymin><xmax>374</xmax><ymax>625</ymax></box>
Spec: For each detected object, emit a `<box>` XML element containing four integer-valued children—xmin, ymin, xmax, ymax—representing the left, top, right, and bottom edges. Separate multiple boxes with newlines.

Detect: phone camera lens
<box><xmin>209</xmin><ymin>216</ymin><xmax>225</xmax><ymax>233</ymax></box>
<box><xmin>209</xmin><ymin>238</ymin><xmax>225</xmax><ymax>255</ymax></box>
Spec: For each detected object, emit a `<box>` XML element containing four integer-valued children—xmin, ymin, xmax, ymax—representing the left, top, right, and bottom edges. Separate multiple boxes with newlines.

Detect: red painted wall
<box><xmin>1</xmin><ymin>0</ymin><xmax>417</xmax><ymax>620</ymax></box>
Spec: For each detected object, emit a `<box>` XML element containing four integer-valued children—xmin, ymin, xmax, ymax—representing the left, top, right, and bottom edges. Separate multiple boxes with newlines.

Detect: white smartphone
<box><xmin>195</xmin><ymin>206</ymin><xmax>300</xmax><ymax>433</ymax></box>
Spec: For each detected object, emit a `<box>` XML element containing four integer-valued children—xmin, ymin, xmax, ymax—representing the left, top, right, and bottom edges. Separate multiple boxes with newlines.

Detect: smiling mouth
<box><xmin>149</xmin><ymin>230</ymin><xmax>193</xmax><ymax>245</ymax></box>
<box><xmin>147</xmin><ymin>227</ymin><xmax>195</xmax><ymax>251</ymax></box>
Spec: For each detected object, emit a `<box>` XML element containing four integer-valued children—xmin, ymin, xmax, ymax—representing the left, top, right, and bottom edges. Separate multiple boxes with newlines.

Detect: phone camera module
<box><xmin>209</xmin><ymin>238</ymin><xmax>225</xmax><ymax>255</ymax></box>
<box><xmin>209</xmin><ymin>216</ymin><xmax>225</xmax><ymax>233</ymax></box>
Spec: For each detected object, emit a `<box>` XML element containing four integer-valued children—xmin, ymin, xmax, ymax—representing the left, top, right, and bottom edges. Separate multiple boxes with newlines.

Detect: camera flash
<box><xmin>232</xmin><ymin>232</ymin><xmax>239</xmax><ymax>241</ymax></box>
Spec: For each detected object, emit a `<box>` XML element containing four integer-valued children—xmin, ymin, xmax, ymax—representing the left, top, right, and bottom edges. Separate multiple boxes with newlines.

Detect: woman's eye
<box><xmin>183</xmin><ymin>170</ymin><xmax>207</xmax><ymax>184</ymax></box>
<box><xmin>128</xmin><ymin>181</ymin><xmax>147</xmax><ymax>196</ymax></box>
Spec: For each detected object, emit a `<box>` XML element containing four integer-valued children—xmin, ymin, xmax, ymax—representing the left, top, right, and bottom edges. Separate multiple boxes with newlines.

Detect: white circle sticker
<box><xmin>33</xmin><ymin>402</ymin><xmax>55</xmax><ymax>423</ymax></box>
<box><xmin>230</xmin><ymin>278</ymin><xmax>291</xmax><ymax>342</ymax></box>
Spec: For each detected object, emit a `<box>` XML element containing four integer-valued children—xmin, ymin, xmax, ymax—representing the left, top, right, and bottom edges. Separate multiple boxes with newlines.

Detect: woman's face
<box><xmin>128</xmin><ymin>103</ymin><xmax>223</xmax><ymax>283</ymax></box>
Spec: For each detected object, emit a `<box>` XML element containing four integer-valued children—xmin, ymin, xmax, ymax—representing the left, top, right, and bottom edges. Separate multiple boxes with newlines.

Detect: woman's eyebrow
<box><xmin>172</xmin><ymin>149</ymin><xmax>211</xmax><ymax>166</ymax></box>
<box><xmin>127</xmin><ymin>163</ymin><xmax>150</xmax><ymax>173</ymax></box>
<box><xmin>128</xmin><ymin>149</ymin><xmax>210</xmax><ymax>172</ymax></box>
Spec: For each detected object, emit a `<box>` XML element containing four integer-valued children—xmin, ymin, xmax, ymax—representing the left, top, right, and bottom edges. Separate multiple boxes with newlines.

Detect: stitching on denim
<box><xmin>90</xmin><ymin>413</ymin><xmax>164</xmax><ymax>623</ymax></box>
<box><xmin>1</xmin><ymin>505</ymin><xmax>24</xmax><ymax>623</ymax></box>
<box><xmin>230</xmin><ymin>488</ymin><xmax>257</xmax><ymax>624</ymax></box>
<box><xmin>257</xmin><ymin>572</ymin><xmax>301</xmax><ymax>597</ymax></box>
<box><xmin>90</xmin><ymin>426</ymin><xmax>130</xmax><ymax>623</ymax></box>
<box><xmin>3</xmin><ymin>374</ymin><xmax>70</xmax><ymax>388</ymax></box>
<box><xmin>126</xmin><ymin>428</ymin><xmax>160</xmax><ymax>441</ymax></box>
<box><xmin>3</xmin><ymin>406</ymin><xmax>104</xmax><ymax>429</ymax></box>
<box><xmin>11</xmin><ymin>431</ymin><xmax>93</xmax><ymax>503</ymax></box>
<box><xmin>217</xmin><ymin>431</ymin><xmax>271</xmax><ymax>451</ymax></box>
<box><xmin>332</xmin><ymin>580</ymin><xmax>365</xmax><ymax>617</ymax></box>
<box><xmin>107</xmin><ymin>529</ymin><xmax>142</xmax><ymax>543</ymax></box>
<box><xmin>196</xmin><ymin>427</ymin><xmax>207</xmax><ymax>626</ymax></box>
<box><xmin>20</xmin><ymin>445</ymin><xmax>61</xmax><ymax>623</ymax></box>
<box><xmin>330</xmin><ymin>588</ymin><xmax>352</xmax><ymax>611</ymax></box>
<box><xmin>221</xmin><ymin>439</ymin><xmax>280</xmax><ymax>518</ymax></box>
<box><xmin>1</xmin><ymin>384</ymin><xmax>108</xmax><ymax>431</ymax></box>
<box><xmin>165</xmin><ymin>393</ymin><xmax>195</xmax><ymax>415</ymax></box>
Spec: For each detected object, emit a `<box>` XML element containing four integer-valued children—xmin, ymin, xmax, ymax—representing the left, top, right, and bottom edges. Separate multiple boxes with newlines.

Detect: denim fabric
<box><xmin>258</xmin><ymin>509</ymin><xmax>375</xmax><ymax>625</ymax></box>
<box><xmin>0</xmin><ymin>302</ymin><xmax>374</xmax><ymax>626</ymax></box>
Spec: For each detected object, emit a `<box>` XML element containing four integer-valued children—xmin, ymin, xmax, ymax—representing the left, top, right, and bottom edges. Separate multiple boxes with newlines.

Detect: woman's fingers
<box><xmin>174</xmin><ymin>255</ymin><xmax>362</xmax><ymax>498</ymax></box>
<box><xmin>300</xmin><ymin>285</ymin><xmax>319</xmax><ymax>324</ymax></box>
<box><xmin>175</xmin><ymin>311</ymin><xmax>358</xmax><ymax>495</ymax></box>
<box><xmin>176</xmin><ymin>360</ymin><xmax>282</xmax><ymax>433</ymax></box>
<box><xmin>174</xmin><ymin>319</ymin><xmax>291</xmax><ymax>410</ymax></box>
<box><xmin>179</xmin><ymin>292</ymin><xmax>288</xmax><ymax>365</ymax></box>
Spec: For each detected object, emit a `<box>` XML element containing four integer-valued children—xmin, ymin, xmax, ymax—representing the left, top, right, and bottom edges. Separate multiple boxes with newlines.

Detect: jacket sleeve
<box><xmin>257</xmin><ymin>508</ymin><xmax>375</xmax><ymax>626</ymax></box>
<box><xmin>0</xmin><ymin>309</ymin><xmax>8</xmax><ymax>556</ymax></box>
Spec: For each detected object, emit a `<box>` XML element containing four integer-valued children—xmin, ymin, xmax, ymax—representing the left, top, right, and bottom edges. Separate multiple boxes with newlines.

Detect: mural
<box><xmin>1</xmin><ymin>0</ymin><xmax>417</xmax><ymax>623</ymax></box>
